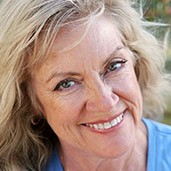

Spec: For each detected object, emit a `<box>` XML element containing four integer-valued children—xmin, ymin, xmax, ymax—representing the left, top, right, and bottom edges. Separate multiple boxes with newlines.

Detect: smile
<box><xmin>85</xmin><ymin>113</ymin><xmax>124</xmax><ymax>130</ymax></box>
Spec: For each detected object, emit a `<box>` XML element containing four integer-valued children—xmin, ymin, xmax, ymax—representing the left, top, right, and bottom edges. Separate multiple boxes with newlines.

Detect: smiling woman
<box><xmin>0</xmin><ymin>0</ymin><xmax>171</xmax><ymax>171</ymax></box>
<box><xmin>32</xmin><ymin>18</ymin><xmax>143</xmax><ymax>166</ymax></box>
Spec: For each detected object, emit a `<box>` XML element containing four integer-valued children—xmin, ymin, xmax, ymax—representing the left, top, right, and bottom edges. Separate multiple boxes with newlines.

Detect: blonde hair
<box><xmin>0</xmin><ymin>0</ymin><xmax>170</xmax><ymax>170</ymax></box>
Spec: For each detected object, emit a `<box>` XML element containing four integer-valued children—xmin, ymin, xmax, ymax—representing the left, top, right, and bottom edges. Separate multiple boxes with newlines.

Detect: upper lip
<box><xmin>81</xmin><ymin>110</ymin><xmax>126</xmax><ymax>125</ymax></box>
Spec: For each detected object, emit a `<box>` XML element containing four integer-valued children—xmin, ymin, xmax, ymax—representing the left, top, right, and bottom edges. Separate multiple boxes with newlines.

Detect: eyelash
<box><xmin>54</xmin><ymin>79</ymin><xmax>78</xmax><ymax>91</ymax></box>
<box><xmin>54</xmin><ymin>59</ymin><xmax>127</xmax><ymax>91</ymax></box>
<box><xmin>105</xmin><ymin>59</ymin><xmax>127</xmax><ymax>75</ymax></box>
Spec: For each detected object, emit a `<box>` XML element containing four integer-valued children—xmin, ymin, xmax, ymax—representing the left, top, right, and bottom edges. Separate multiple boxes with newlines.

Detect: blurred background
<box><xmin>143</xmin><ymin>0</ymin><xmax>171</xmax><ymax>124</ymax></box>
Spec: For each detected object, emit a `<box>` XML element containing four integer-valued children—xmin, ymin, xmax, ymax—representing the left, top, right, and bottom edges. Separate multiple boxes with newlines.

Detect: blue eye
<box><xmin>54</xmin><ymin>79</ymin><xmax>75</xmax><ymax>91</ymax></box>
<box><xmin>107</xmin><ymin>59</ymin><xmax>127</xmax><ymax>73</ymax></box>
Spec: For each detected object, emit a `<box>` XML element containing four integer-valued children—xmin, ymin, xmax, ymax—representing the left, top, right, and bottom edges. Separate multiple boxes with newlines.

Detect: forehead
<box><xmin>33</xmin><ymin>15</ymin><xmax>124</xmax><ymax>76</ymax></box>
<box><xmin>50</xmin><ymin>15</ymin><xmax>122</xmax><ymax>54</ymax></box>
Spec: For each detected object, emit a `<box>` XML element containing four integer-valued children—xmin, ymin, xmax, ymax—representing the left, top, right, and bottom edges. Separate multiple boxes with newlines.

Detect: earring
<box><xmin>31</xmin><ymin>115</ymin><xmax>41</xmax><ymax>125</ymax></box>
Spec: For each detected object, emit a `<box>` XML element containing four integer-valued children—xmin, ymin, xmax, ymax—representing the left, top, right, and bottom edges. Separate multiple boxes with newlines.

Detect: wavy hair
<box><xmin>0</xmin><ymin>0</ymin><xmax>170</xmax><ymax>170</ymax></box>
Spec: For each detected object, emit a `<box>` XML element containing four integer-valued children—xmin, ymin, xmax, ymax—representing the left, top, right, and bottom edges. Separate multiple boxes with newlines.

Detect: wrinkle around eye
<box><xmin>104</xmin><ymin>59</ymin><xmax>127</xmax><ymax>75</ymax></box>
<box><xmin>55</xmin><ymin>80</ymin><xmax>76</xmax><ymax>91</ymax></box>
<box><xmin>53</xmin><ymin>79</ymin><xmax>84</xmax><ymax>96</ymax></box>
<box><xmin>103</xmin><ymin>63</ymin><xmax>130</xmax><ymax>86</ymax></box>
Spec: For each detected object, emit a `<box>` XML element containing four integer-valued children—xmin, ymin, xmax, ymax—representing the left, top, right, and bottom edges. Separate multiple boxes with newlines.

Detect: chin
<box><xmin>89</xmin><ymin>139</ymin><xmax>134</xmax><ymax>160</ymax></box>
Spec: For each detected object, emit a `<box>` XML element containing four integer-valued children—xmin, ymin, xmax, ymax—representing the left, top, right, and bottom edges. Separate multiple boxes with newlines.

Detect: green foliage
<box><xmin>144</xmin><ymin>0</ymin><xmax>171</xmax><ymax>21</ymax></box>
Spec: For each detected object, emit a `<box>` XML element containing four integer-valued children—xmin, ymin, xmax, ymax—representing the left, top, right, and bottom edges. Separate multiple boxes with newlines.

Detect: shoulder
<box><xmin>143</xmin><ymin>118</ymin><xmax>171</xmax><ymax>149</ymax></box>
<box><xmin>143</xmin><ymin>118</ymin><xmax>171</xmax><ymax>171</ymax></box>
<box><xmin>143</xmin><ymin>117</ymin><xmax>171</xmax><ymax>135</ymax></box>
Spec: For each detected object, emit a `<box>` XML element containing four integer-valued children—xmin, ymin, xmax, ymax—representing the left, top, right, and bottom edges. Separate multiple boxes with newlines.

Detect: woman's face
<box><xmin>32</xmin><ymin>16</ymin><xmax>143</xmax><ymax>159</ymax></box>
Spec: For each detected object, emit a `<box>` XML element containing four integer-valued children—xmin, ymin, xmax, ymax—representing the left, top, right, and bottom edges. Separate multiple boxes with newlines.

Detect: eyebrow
<box><xmin>103</xmin><ymin>46</ymin><xmax>125</xmax><ymax>67</ymax></box>
<box><xmin>46</xmin><ymin>72</ymin><xmax>81</xmax><ymax>83</ymax></box>
<box><xmin>46</xmin><ymin>46</ymin><xmax>124</xmax><ymax>83</ymax></box>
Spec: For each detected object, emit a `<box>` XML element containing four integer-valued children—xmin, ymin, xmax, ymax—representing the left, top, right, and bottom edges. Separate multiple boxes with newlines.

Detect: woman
<box><xmin>0</xmin><ymin>0</ymin><xmax>171</xmax><ymax>170</ymax></box>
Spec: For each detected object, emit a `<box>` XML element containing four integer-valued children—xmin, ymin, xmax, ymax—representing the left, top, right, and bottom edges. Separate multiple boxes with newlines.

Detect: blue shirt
<box><xmin>143</xmin><ymin>118</ymin><xmax>171</xmax><ymax>171</ymax></box>
<box><xmin>45</xmin><ymin>118</ymin><xmax>171</xmax><ymax>171</ymax></box>
<box><xmin>44</xmin><ymin>149</ymin><xmax>63</xmax><ymax>171</ymax></box>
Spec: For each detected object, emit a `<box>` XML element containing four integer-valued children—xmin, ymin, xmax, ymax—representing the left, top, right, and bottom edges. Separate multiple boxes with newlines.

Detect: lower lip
<box><xmin>83</xmin><ymin>112</ymin><xmax>126</xmax><ymax>134</ymax></box>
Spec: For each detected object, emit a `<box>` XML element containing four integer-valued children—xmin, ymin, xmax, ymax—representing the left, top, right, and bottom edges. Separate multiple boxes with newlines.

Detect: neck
<box><xmin>59</xmin><ymin>121</ymin><xmax>147</xmax><ymax>171</ymax></box>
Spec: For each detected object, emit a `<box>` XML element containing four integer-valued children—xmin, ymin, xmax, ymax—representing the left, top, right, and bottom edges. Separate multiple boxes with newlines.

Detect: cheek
<box><xmin>43</xmin><ymin>95</ymin><xmax>85</xmax><ymax>140</ymax></box>
<box><xmin>40</xmin><ymin>93</ymin><xmax>84</xmax><ymax>126</ymax></box>
<box><xmin>108</xmin><ymin>71</ymin><xmax>142</xmax><ymax>111</ymax></box>
<box><xmin>109</xmin><ymin>72</ymin><xmax>141</xmax><ymax>95</ymax></box>
<box><xmin>123</xmin><ymin>78</ymin><xmax>143</xmax><ymax>119</ymax></box>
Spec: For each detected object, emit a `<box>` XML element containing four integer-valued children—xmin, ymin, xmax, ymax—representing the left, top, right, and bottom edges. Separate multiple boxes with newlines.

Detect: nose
<box><xmin>86</xmin><ymin>80</ymin><xmax>119</xmax><ymax>114</ymax></box>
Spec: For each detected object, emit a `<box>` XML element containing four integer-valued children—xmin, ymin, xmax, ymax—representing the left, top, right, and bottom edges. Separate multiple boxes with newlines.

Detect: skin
<box><xmin>32</xmin><ymin>16</ymin><xmax>147</xmax><ymax>171</ymax></box>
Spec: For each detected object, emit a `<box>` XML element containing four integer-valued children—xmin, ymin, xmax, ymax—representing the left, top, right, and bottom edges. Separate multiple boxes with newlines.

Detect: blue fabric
<box><xmin>143</xmin><ymin>118</ymin><xmax>171</xmax><ymax>171</ymax></box>
<box><xmin>44</xmin><ymin>149</ymin><xmax>63</xmax><ymax>171</ymax></box>
<box><xmin>44</xmin><ymin>118</ymin><xmax>171</xmax><ymax>171</ymax></box>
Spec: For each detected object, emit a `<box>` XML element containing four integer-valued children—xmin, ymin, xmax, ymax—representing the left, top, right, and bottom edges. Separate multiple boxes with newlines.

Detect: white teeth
<box><xmin>111</xmin><ymin>119</ymin><xmax>117</xmax><ymax>127</ymax></box>
<box><xmin>116</xmin><ymin>117</ymin><xmax>121</xmax><ymax>123</ymax></box>
<box><xmin>98</xmin><ymin>123</ymin><xmax>104</xmax><ymax>130</ymax></box>
<box><xmin>89</xmin><ymin>124</ymin><xmax>93</xmax><ymax>128</ymax></box>
<box><xmin>93</xmin><ymin>124</ymin><xmax>99</xmax><ymax>130</ymax></box>
<box><xmin>104</xmin><ymin>122</ymin><xmax>112</xmax><ymax>129</ymax></box>
<box><xmin>86</xmin><ymin>114</ymin><xmax>124</xmax><ymax>130</ymax></box>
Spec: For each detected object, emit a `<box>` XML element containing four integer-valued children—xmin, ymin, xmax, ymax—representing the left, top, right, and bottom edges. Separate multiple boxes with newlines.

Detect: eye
<box><xmin>106</xmin><ymin>59</ymin><xmax>127</xmax><ymax>73</ymax></box>
<box><xmin>54</xmin><ymin>79</ymin><xmax>76</xmax><ymax>91</ymax></box>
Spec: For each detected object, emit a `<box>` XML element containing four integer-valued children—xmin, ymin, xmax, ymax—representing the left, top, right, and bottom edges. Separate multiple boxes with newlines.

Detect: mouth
<box><xmin>82</xmin><ymin>113</ymin><xmax>124</xmax><ymax>131</ymax></box>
